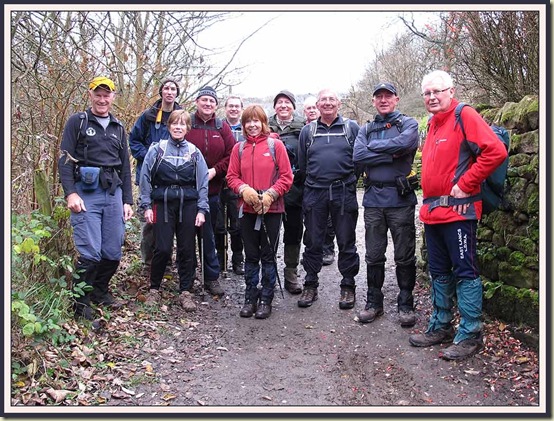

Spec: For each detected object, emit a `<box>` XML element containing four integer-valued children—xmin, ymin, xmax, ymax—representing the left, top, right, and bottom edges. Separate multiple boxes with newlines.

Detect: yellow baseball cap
<box><xmin>89</xmin><ymin>76</ymin><xmax>116</xmax><ymax>92</ymax></box>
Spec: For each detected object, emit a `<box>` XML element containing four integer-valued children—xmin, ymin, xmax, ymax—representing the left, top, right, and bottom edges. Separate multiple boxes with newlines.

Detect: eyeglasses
<box><xmin>318</xmin><ymin>97</ymin><xmax>338</xmax><ymax>103</ymax></box>
<box><xmin>422</xmin><ymin>88</ymin><xmax>450</xmax><ymax>97</ymax></box>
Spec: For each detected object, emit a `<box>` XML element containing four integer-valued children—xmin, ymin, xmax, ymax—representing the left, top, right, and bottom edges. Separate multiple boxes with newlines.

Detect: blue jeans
<box><xmin>70</xmin><ymin>182</ymin><xmax>125</xmax><ymax>262</ymax></box>
<box><xmin>424</xmin><ymin>221</ymin><xmax>482</xmax><ymax>343</ymax></box>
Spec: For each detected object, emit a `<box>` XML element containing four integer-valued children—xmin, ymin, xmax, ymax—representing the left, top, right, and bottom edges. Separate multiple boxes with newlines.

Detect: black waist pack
<box><xmin>395</xmin><ymin>172</ymin><xmax>419</xmax><ymax>196</ymax></box>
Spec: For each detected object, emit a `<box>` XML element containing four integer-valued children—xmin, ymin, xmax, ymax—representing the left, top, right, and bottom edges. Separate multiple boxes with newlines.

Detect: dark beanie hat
<box><xmin>273</xmin><ymin>89</ymin><xmax>296</xmax><ymax>109</ymax></box>
<box><xmin>196</xmin><ymin>86</ymin><xmax>218</xmax><ymax>104</ymax></box>
<box><xmin>159</xmin><ymin>79</ymin><xmax>180</xmax><ymax>98</ymax></box>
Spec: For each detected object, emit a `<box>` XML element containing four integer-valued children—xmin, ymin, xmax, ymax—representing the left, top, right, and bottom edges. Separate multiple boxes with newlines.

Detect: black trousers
<box><xmin>302</xmin><ymin>184</ymin><xmax>360</xmax><ymax>288</ymax></box>
<box><xmin>151</xmin><ymin>199</ymin><xmax>197</xmax><ymax>292</ymax></box>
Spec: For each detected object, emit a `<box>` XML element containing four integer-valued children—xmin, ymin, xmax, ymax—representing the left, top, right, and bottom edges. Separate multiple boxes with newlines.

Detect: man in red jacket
<box><xmin>409</xmin><ymin>70</ymin><xmax>508</xmax><ymax>361</ymax></box>
<box><xmin>185</xmin><ymin>86</ymin><xmax>236</xmax><ymax>297</ymax></box>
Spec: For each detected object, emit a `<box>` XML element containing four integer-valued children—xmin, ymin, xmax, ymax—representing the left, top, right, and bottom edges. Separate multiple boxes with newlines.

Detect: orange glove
<box><xmin>259</xmin><ymin>193</ymin><xmax>274</xmax><ymax>214</ymax></box>
<box><xmin>241</xmin><ymin>186</ymin><xmax>260</xmax><ymax>207</ymax></box>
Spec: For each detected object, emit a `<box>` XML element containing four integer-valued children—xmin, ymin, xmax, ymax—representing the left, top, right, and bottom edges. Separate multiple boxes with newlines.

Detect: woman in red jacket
<box><xmin>226</xmin><ymin>105</ymin><xmax>293</xmax><ymax>319</ymax></box>
<box><xmin>409</xmin><ymin>70</ymin><xmax>508</xmax><ymax>361</ymax></box>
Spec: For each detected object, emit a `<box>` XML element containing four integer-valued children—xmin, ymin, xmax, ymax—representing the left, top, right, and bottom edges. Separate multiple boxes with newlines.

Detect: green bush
<box><xmin>11</xmin><ymin>205</ymin><xmax>76</xmax><ymax>345</ymax></box>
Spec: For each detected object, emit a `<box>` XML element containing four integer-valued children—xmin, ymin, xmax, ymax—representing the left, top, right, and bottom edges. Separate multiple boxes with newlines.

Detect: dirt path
<box><xmin>103</xmin><ymin>191</ymin><xmax>540</xmax><ymax>412</ymax></box>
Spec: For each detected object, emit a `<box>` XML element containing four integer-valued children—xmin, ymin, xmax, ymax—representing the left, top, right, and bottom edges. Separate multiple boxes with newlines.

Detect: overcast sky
<box><xmin>197</xmin><ymin>10</ymin><xmax>423</xmax><ymax>99</ymax></box>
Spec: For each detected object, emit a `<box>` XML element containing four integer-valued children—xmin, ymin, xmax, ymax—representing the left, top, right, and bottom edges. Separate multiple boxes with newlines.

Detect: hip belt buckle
<box><xmin>439</xmin><ymin>195</ymin><xmax>450</xmax><ymax>207</ymax></box>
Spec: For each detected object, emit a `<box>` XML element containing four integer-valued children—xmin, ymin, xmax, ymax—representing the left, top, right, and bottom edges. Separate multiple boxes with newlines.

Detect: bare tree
<box><xmin>399</xmin><ymin>10</ymin><xmax>539</xmax><ymax>105</ymax></box>
<box><xmin>342</xmin><ymin>31</ymin><xmax>430</xmax><ymax>123</ymax></box>
<box><xmin>10</xmin><ymin>10</ymin><xmax>259</xmax><ymax>215</ymax></box>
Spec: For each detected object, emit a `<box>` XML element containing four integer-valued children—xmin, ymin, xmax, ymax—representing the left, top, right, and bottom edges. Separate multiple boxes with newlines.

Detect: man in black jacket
<box><xmin>268</xmin><ymin>90</ymin><xmax>306</xmax><ymax>294</ymax></box>
<box><xmin>58</xmin><ymin>76</ymin><xmax>134</xmax><ymax>321</ymax></box>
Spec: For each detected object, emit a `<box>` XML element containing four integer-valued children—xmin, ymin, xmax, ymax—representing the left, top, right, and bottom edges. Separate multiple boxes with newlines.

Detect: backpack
<box><xmin>151</xmin><ymin>139</ymin><xmax>198</xmax><ymax>179</ymax></box>
<box><xmin>455</xmin><ymin>103</ymin><xmax>510</xmax><ymax>214</ymax></box>
<box><xmin>237</xmin><ymin>137</ymin><xmax>279</xmax><ymax>183</ymax></box>
<box><xmin>305</xmin><ymin>118</ymin><xmax>356</xmax><ymax>151</ymax></box>
<box><xmin>364</xmin><ymin>115</ymin><xmax>405</xmax><ymax>136</ymax></box>
<box><xmin>238</xmin><ymin>137</ymin><xmax>277</xmax><ymax>166</ymax></box>
<box><xmin>78</xmin><ymin>112</ymin><xmax>88</xmax><ymax>140</ymax></box>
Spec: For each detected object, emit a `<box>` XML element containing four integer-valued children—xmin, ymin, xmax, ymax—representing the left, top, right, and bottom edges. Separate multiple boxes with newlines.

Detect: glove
<box><xmin>241</xmin><ymin>187</ymin><xmax>260</xmax><ymax>206</ymax></box>
<box><xmin>259</xmin><ymin>193</ymin><xmax>274</xmax><ymax>214</ymax></box>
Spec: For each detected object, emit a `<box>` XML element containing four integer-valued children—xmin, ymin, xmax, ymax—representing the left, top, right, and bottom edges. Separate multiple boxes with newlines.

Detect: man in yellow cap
<box><xmin>58</xmin><ymin>76</ymin><xmax>134</xmax><ymax>322</ymax></box>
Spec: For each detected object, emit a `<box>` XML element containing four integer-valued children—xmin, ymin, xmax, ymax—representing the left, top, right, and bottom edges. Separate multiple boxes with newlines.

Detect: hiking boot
<box><xmin>233</xmin><ymin>262</ymin><xmax>245</xmax><ymax>275</ymax></box>
<box><xmin>339</xmin><ymin>286</ymin><xmax>356</xmax><ymax>309</ymax></box>
<box><xmin>179</xmin><ymin>291</ymin><xmax>196</xmax><ymax>312</ymax></box>
<box><xmin>285</xmin><ymin>279</ymin><xmax>302</xmax><ymax>294</ymax></box>
<box><xmin>322</xmin><ymin>253</ymin><xmax>335</xmax><ymax>266</ymax></box>
<box><xmin>254</xmin><ymin>300</ymin><xmax>272</xmax><ymax>319</ymax></box>
<box><xmin>399</xmin><ymin>309</ymin><xmax>416</xmax><ymax>327</ymax></box>
<box><xmin>91</xmin><ymin>292</ymin><xmax>124</xmax><ymax>309</ymax></box>
<box><xmin>74</xmin><ymin>303</ymin><xmax>94</xmax><ymax>321</ymax></box>
<box><xmin>144</xmin><ymin>289</ymin><xmax>161</xmax><ymax>306</ymax></box>
<box><xmin>409</xmin><ymin>326</ymin><xmax>455</xmax><ymax>347</ymax></box>
<box><xmin>358</xmin><ymin>306</ymin><xmax>383</xmax><ymax>323</ymax></box>
<box><xmin>204</xmin><ymin>278</ymin><xmax>225</xmax><ymax>297</ymax></box>
<box><xmin>440</xmin><ymin>335</ymin><xmax>484</xmax><ymax>361</ymax></box>
<box><xmin>284</xmin><ymin>268</ymin><xmax>302</xmax><ymax>294</ymax></box>
<box><xmin>240</xmin><ymin>302</ymin><xmax>257</xmax><ymax>318</ymax></box>
<box><xmin>240</xmin><ymin>288</ymin><xmax>259</xmax><ymax>318</ymax></box>
<box><xmin>298</xmin><ymin>287</ymin><xmax>318</xmax><ymax>308</ymax></box>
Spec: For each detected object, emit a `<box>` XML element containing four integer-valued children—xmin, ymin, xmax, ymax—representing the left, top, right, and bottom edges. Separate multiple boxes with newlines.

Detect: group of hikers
<box><xmin>58</xmin><ymin>69</ymin><xmax>507</xmax><ymax>361</ymax></box>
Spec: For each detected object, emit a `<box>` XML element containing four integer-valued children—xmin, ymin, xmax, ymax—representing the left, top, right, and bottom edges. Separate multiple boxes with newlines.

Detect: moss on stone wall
<box><xmin>483</xmin><ymin>282</ymin><xmax>539</xmax><ymax>329</ymax></box>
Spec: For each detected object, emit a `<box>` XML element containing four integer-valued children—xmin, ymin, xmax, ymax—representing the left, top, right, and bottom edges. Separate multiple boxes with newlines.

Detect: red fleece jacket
<box><xmin>226</xmin><ymin>133</ymin><xmax>293</xmax><ymax>214</ymax></box>
<box><xmin>420</xmin><ymin>99</ymin><xmax>508</xmax><ymax>224</ymax></box>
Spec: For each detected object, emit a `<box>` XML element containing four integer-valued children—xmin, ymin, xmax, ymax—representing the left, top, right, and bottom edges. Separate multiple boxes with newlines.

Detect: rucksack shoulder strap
<box><xmin>454</xmin><ymin>102</ymin><xmax>469</xmax><ymax>135</ymax></box>
<box><xmin>343</xmin><ymin>118</ymin><xmax>355</xmax><ymax>147</ymax></box>
<box><xmin>238</xmin><ymin>140</ymin><xmax>246</xmax><ymax>159</ymax></box>
<box><xmin>78</xmin><ymin>112</ymin><xmax>88</xmax><ymax>141</ymax></box>
<box><xmin>306</xmin><ymin>120</ymin><xmax>318</xmax><ymax>150</ymax></box>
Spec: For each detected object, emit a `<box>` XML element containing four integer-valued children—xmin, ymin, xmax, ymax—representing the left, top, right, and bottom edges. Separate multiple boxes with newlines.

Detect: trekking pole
<box><xmin>222</xmin><ymin>199</ymin><xmax>229</xmax><ymax>279</ymax></box>
<box><xmin>198</xmin><ymin>225</ymin><xmax>205</xmax><ymax>301</ymax></box>
<box><xmin>259</xmin><ymin>193</ymin><xmax>284</xmax><ymax>299</ymax></box>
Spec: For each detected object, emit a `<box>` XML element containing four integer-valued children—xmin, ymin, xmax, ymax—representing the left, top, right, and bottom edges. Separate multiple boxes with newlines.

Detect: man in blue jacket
<box><xmin>353</xmin><ymin>82</ymin><xmax>419</xmax><ymax>327</ymax></box>
<box><xmin>129</xmin><ymin>79</ymin><xmax>182</xmax><ymax>284</ymax></box>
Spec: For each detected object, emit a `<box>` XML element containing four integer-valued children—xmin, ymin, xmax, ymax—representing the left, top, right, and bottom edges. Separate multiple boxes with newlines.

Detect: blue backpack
<box><xmin>455</xmin><ymin>103</ymin><xmax>510</xmax><ymax>214</ymax></box>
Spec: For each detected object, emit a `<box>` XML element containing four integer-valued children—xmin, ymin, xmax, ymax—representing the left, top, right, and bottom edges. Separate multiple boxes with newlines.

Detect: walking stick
<box><xmin>198</xmin><ymin>225</ymin><xmax>205</xmax><ymax>300</ymax></box>
<box><xmin>222</xmin><ymin>198</ymin><xmax>229</xmax><ymax>278</ymax></box>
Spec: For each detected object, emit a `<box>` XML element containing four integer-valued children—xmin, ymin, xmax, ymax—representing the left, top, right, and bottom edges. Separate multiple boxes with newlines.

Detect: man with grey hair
<box><xmin>409</xmin><ymin>70</ymin><xmax>507</xmax><ymax>360</ymax></box>
<box><xmin>304</xmin><ymin>95</ymin><xmax>336</xmax><ymax>266</ymax></box>
<box><xmin>297</xmin><ymin>88</ymin><xmax>361</xmax><ymax>309</ymax></box>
